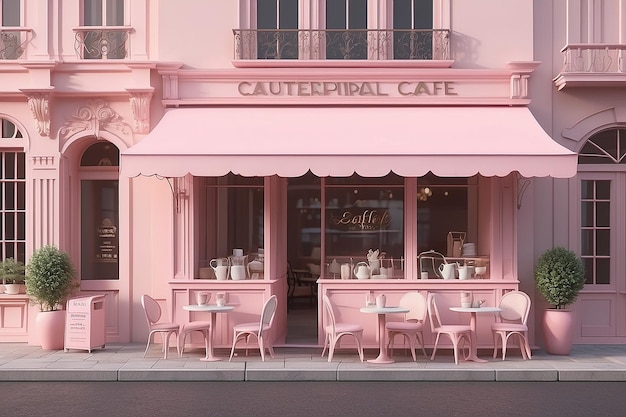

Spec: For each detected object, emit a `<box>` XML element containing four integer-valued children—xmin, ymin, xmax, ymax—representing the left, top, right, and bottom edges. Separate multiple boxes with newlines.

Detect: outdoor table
<box><xmin>360</xmin><ymin>306</ymin><xmax>410</xmax><ymax>364</ymax></box>
<box><xmin>182</xmin><ymin>304</ymin><xmax>234</xmax><ymax>361</ymax></box>
<box><xmin>449</xmin><ymin>306</ymin><xmax>501</xmax><ymax>363</ymax></box>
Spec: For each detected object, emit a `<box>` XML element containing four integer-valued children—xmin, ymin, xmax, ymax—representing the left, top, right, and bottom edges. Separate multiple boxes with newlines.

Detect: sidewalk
<box><xmin>2</xmin><ymin>343</ymin><xmax>626</xmax><ymax>382</ymax></box>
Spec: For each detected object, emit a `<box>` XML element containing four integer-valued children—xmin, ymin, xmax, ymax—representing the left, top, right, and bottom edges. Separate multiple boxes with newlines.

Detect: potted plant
<box><xmin>25</xmin><ymin>245</ymin><xmax>78</xmax><ymax>350</ymax></box>
<box><xmin>534</xmin><ymin>246</ymin><xmax>585</xmax><ymax>355</ymax></box>
<box><xmin>0</xmin><ymin>257</ymin><xmax>26</xmax><ymax>294</ymax></box>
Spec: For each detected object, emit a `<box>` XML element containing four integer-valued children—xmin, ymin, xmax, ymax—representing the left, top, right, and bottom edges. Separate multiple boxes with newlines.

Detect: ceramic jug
<box><xmin>353</xmin><ymin>262</ymin><xmax>371</xmax><ymax>279</ymax></box>
<box><xmin>438</xmin><ymin>262</ymin><xmax>458</xmax><ymax>280</ymax></box>
<box><xmin>229</xmin><ymin>249</ymin><xmax>248</xmax><ymax>281</ymax></box>
<box><xmin>210</xmin><ymin>257</ymin><xmax>230</xmax><ymax>281</ymax></box>
<box><xmin>458</xmin><ymin>265</ymin><xmax>470</xmax><ymax>280</ymax></box>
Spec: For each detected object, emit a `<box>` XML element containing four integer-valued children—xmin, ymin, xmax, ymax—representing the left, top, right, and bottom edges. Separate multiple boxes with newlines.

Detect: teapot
<box><xmin>438</xmin><ymin>262</ymin><xmax>458</xmax><ymax>280</ymax></box>
<box><xmin>210</xmin><ymin>257</ymin><xmax>230</xmax><ymax>281</ymax></box>
<box><xmin>353</xmin><ymin>261</ymin><xmax>371</xmax><ymax>280</ymax></box>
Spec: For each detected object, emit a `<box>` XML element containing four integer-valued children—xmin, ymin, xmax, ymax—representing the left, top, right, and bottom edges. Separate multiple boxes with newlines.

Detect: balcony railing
<box><xmin>560</xmin><ymin>44</ymin><xmax>626</xmax><ymax>73</ymax></box>
<box><xmin>233</xmin><ymin>29</ymin><xmax>450</xmax><ymax>61</ymax></box>
<box><xmin>74</xmin><ymin>26</ymin><xmax>132</xmax><ymax>60</ymax></box>
<box><xmin>0</xmin><ymin>27</ymin><xmax>32</xmax><ymax>60</ymax></box>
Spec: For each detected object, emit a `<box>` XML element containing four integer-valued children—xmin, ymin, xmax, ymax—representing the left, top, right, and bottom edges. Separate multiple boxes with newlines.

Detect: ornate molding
<box><xmin>19</xmin><ymin>89</ymin><xmax>53</xmax><ymax>137</ymax></box>
<box><xmin>31</xmin><ymin>155</ymin><xmax>56</xmax><ymax>170</ymax></box>
<box><xmin>60</xmin><ymin>100</ymin><xmax>132</xmax><ymax>140</ymax></box>
<box><xmin>127</xmin><ymin>89</ymin><xmax>153</xmax><ymax>134</ymax></box>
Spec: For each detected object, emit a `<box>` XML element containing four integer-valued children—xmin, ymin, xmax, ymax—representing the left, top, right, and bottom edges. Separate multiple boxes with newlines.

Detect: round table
<box><xmin>360</xmin><ymin>306</ymin><xmax>409</xmax><ymax>364</ymax></box>
<box><xmin>182</xmin><ymin>304</ymin><xmax>234</xmax><ymax>361</ymax></box>
<box><xmin>449</xmin><ymin>306</ymin><xmax>501</xmax><ymax>363</ymax></box>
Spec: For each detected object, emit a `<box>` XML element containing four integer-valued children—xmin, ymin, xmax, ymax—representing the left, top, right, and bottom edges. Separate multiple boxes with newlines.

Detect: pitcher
<box><xmin>229</xmin><ymin>249</ymin><xmax>248</xmax><ymax>281</ymax></box>
<box><xmin>438</xmin><ymin>262</ymin><xmax>458</xmax><ymax>280</ymax></box>
<box><xmin>353</xmin><ymin>262</ymin><xmax>371</xmax><ymax>279</ymax></box>
<box><xmin>210</xmin><ymin>257</ymin><xmax>230</xmax><ymax>281</ymax></box>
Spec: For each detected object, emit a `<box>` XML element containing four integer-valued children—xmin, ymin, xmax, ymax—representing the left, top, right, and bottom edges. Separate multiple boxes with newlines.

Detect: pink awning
<box><xmin>121</xmin><ymin>106</ymin><xmax>577</xmax><ymax>178</ymax></box>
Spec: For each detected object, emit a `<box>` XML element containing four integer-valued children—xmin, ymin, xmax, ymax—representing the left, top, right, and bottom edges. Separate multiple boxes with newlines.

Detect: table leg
<box><xmin>200</xmin><ymin>312</ymin><xmax>221</xmax><ymax>362</ymax></box>
<box><xmin>464</xmin><ymin>312</ymin><xmax>487</xmax><ymax>363</ymax></box>
<box><xmin>367</xmin><ymin>314</ymin><xmax>394</xmax><ymax>364</ymax></box>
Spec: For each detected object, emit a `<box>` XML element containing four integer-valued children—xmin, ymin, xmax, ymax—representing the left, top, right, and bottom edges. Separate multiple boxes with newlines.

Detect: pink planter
<box><xmin>36</xmin><ymin>310</ymin><xmax>66</xmax><ymax>350</ymax></box>
<box><xmin>542</xmin><ymin>309</ymin><xmax>576</xmax><ymax>355</ymax></box>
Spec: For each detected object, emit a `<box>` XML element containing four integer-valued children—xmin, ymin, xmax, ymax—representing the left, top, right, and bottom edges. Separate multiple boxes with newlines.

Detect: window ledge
<box><xmin>232</xmin><ymin>59</ymin><xmax>455</xmax><ymax>69</ymax></box>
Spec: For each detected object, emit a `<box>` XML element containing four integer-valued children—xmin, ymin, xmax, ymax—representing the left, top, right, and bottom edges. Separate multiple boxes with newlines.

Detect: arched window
<box><xmin>578</xmin><ymin>128</ymin><xmax>626</xmax><ymax>164</ymax></box>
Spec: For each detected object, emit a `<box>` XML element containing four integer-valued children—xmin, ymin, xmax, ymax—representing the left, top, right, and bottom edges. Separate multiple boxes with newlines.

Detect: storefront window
<box><xmin>416</xmin><ymin>174</ymin><xmax>473</xmax><ymax>255</ymax></box>
<box><xmin>197</xmin><ymin>174</ymin><xmax>264</xmax><ymax>276</ymax></box>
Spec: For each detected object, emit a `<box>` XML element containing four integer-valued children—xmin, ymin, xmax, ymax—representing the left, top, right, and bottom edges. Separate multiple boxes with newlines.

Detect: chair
<box><xmin>492</xmin><ymin>290</ymin><xmax>532</xmax><ymax>360</ymax></box>
<box><xmin>386</xmin><ymin>292</ymin><xmax>428</xmax><ymax>361</ymax></box>
<box><xmin>287</xmin><ymin>261</ymin><xmax>315</xmax><ymax>310</ymax></box>
<box><xmin>427</xmin><ymin>293</ymin><xmax>471</xmax><ymax>365</ymax></box>
<box><xmin>140</xmin><ymin>294</ymin><xmax>180</xmax><ymax>359</ymax></box>
<box><xmin>229</xmin><ymin>295</ymin><xmax>278</xmax><ymax>361</ymax></box>
<box><xmin>321</xmin><ymin>294</ymin><xmax>364</xmax><ymax>362</ymax></box>
<box><xmin>178</xmin><ymin>320</ymin><xmax>211</xmax><ymax>357</ymax></box>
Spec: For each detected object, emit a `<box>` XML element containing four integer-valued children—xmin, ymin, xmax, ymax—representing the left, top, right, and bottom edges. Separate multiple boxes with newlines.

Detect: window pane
<box><xmin>348</xmin><ymin>0</ymin><xmax>367</xmax><ymax>29</ymax></box>
<box><xmin>326</xmin><ymin>0</ymin><xmax>346</xmax><ymax>30</ymax></box>
<box><xmin>596</xmin><ymin>258</ymin><xmax>610</xmax><ymax>284</ymax></box>
<box><xmin>580</xmin><ymin>229</ymin><xmax>593</xmax><ymax>256</ymax></box>
<box><xmin>198</xmin><ymin>176</ymin><xmax>264</xmax><ymax>277</ymax></box>
<box><xmin>393</xmin><ymin>0</ymin><xmax>412</xmax><ymax>29</ymax></box>
<box><xmin>279</xmin><ymin>0</ymin><xmax>298</xmax><ymax>29</ymax></box>
<box><xmin>596</xmin><ymin>202</ymin><xmax>610</xmax><ymax>227</ymax></box>
<box><xmin>580</xmin><ymin>180</ymin><xmax>594</xmax><ymax>199</ymax></box>
<box><xmin>81</xmin><ymin>180</ymin><xmax>120</xmax><ymax>280</ymax></box>
<box><xmin>414</xmin><ymin>0</ymin><xmax>433</xmax><ymax>29</ymax></box>
<box><xmin>106</xmin><ymin>0</ymin><xmax>124</xmax><ymax>25</ymax></box>
<box><xmin>580</xmin><ymin>201</ymin><xmax>594</xmax><ymax>227</ymax></box>
<box><xmin>583</xmin><ymin>258</ymin><xmax>593</xmax><ymax>284</ymax></box>
<box><xmin>596</xmin><ymin>180</ymin><xmax>610</xmax><ymax>199</ymax></box>
<box><xmin>84</xmin><ymin>0</ymin><xmax>103</xmax><ymax>26</ymax></box>
<box><xmin>258</xmin><ymin>0</ymin><xmax>277</xmax><ymax>29</ymax></box>
<box><xmin>596</xmin><ymin>229</ymin><xmax>610</xmax><ymax>256</ymax></box>
<box><xmin>2</xmin><ymin>0</ymin><xmax>20</xmax><ymax>26</ymax></box>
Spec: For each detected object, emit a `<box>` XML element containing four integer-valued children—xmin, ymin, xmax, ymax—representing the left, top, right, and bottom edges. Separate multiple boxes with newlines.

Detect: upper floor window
<box><xmin>77</xmin><ymin>0</ymin><xmax>127</xmax><ymax>59</ymax></box>
<box><xmin>235</xmin><ymin>0</ymin><xmax>448</xmax><ymax>61</ymax></box>
<box><xmin>0</xmin><ymin>0</ymin><xmax>24</xmax><ymax>60</ymax></box>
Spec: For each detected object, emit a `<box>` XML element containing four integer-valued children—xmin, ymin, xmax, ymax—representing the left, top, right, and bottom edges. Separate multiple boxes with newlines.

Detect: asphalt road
<box><xmin>1</xmin><ymin>381</ymin><xmax>624</xmax><ymax>417</ymax></box>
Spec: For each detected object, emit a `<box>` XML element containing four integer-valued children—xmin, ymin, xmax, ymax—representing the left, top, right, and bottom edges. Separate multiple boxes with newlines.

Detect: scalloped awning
<box><xmin>121</xmin><ymin>106</ymin><xmax>577</xmax><ymax>178</ymax></box>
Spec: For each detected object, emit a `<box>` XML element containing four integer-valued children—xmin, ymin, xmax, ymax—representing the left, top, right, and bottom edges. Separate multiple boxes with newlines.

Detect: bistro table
<box><xmin>449</xmin><ymin>306</ymin><xmax>501</xmax><ymax>363</ymax></box>
<box><xmin>360</xmin><ymin>306</ymin><xmax>410</xmax><ymax>364</ymax></box>
<box><xmin>182</xmin><ymin>304</ymin><xmax>234</xmax><ymax>361</ymax></box>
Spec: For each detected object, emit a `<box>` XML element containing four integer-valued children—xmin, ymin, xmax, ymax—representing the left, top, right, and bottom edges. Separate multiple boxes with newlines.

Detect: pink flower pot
<box><xmin>36</xmin><ymin>310</ymin><xmax>66</xmax><ymax>350</ymax></box>
<box><xmin>542</xmin><ymin>309</ymin><xmax>576</xmax><ymax>355</ymax></box>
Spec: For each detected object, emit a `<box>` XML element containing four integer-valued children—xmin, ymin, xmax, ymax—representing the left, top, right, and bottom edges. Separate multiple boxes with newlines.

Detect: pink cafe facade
<box><xmin>1</xmin><ymin>0</ymin><xmax>626</xmax><ymax>354</ymax></box>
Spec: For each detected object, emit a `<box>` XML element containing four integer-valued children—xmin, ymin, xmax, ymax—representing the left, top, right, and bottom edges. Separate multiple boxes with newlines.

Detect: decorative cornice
<box><xmin>60</xmin><ymin>100</ymin><xmax>132</xmax><ymax>140</ymax></box>
<box><xmin>127</xmin><ymin>89</ymin><xmax>154</xmax><ymax>134</ymax></box>
<box><xmin>19</xmin><ymin>88</ymin><xmax>54</xmax><ymax>137</ymax></box>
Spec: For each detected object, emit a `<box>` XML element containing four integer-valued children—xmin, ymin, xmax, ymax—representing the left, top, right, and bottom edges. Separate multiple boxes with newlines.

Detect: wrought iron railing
<box><xmin>560</xmin><ymin>44</ymin><xmax>626</xmax><ymax>73</ymax></box>
<box><xmin>233</xmin><ymin>29</ymin><xmax>450</xmax><ymax>61</ymax></box>
<box><xmin>74</xmin><ymin>26</ymin><xmax>131</xmax><ymax>60</ymax></box>
<box><xmin>0</xmin><ymin>27</ymin><xmax>32</xmax><ymax>60</ymax></box>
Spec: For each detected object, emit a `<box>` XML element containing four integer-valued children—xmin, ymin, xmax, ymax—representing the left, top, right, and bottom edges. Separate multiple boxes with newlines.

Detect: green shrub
<box><xmin>0</xmin><ymin>258</ymin><xmax>26</xmax><ymax>284</ymax></box>
<box><xmin>534</xmin><ymin>246</ymin><xmax>585</xmax><ymax>309</ymax></box>
<box><xmin>25</xmin><ymin>245</ymin><xmax>77</xmax><ymax>311</ymax></box>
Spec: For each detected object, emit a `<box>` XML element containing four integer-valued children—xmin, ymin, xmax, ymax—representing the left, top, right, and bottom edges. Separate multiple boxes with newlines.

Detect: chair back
<box><xmin>399</xmin><ymin>292</ymin><xmax>427</xmax><ymax>323</ymax></box>
<box><xmin>141</xmin><ymin>294</ymin><xmax>162</xmax><ymax>327</ymax></box>
<box><xmin>498</xmin><ymin>291</ymin><xmax>531</xmax><ymax>324</ymax></box>
<box><xmin>259</xmin><ymin>295</ymin><xmax>278</xmax><ymax>333</ymax></box>
<box><xmin>287</xmin><ymin>262</ymin><xmax>297</xmax><ymax>295</ymax></box>
<box><xmin>427</xmin><ymin>293</ymin><xmax>444</xmax><ymax>332</ymax></box>
<box><xmin>322</xmin><ymin>294</ymin><xmax>337</xmax><ymax>333</ymax></box>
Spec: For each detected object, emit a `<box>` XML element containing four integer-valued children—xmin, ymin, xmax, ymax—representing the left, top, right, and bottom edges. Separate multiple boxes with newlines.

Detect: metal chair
<box><xmin>229</xmin><ymin>295</ymin><xmax>278</xmax><ymax>361</ymax></box>
<box><xmin>140</xmin><ymin>294</ymin><xmax>180</xmax><ymax>359</ymax></box>
<box><xmin>386</xmin><ymin>292</ymin><xmax>428</xmax><ymax>361</ymax></box>
<box><xmin>321</xmin><ymin>294</ymin><xmax>364</xmax><ymax>362</ymax></box>
<box><xmin>492</xmin><ymin>290</ymin><xmax>532</xmax><ymax>360</ymax></box>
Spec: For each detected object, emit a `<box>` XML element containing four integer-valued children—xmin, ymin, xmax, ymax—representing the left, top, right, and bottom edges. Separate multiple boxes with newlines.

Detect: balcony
<box><xmin>233</xmin><ymin>28</ymin><xmax>450</xmax><ymax>66</ymax></box>
<box><xmin>73</xmin><ymin>26</ymin><xmax>132</xmax><ymax>60</ymax></box>
<box><xmin>0</xmin><ymin>27</ymin><xmax>32</xmax><ymax>60</ymax></box>
<box><xmin>554</xmin><ymin>44</ymin><xmax>626</xmax><ymax>90</ymax></box>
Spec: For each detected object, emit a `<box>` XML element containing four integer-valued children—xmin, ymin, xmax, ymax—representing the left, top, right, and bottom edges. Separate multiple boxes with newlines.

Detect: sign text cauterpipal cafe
<box><xmin>329</xmin><ymin>208</ymin><xmax>392</xmax><ymax>232</ymax></box>
<box><xmin>237</xmin><ymin>81</ymin><xmax>457</xmax><ymax>97</ymax></box>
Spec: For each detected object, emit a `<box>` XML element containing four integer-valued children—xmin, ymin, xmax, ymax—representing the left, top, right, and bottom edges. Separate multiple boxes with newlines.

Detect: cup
<box><xmin>231</xmin><ymin>265</ymin><xmax>246</xmax><ymax>280</ymax></box>
<box><xmin>420</xmin><ymin>271</ymin><xmax>429</xmax><ymax>280</ymax></box>
<box><xmin>196</xmin><ymin>291</ymin><xmax>210</xmax><ymax>306</ymax></box>
<box><xmin>216</xmin><ymin>293</ymin><xmax>226</xmax><ymax>307</ymax></box>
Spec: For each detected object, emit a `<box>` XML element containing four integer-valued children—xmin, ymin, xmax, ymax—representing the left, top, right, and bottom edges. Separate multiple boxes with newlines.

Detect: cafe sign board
<box><xmin>328</xmin><ymin>207</ymin><xmax>392</xmax><ymax>232</ymax></box>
